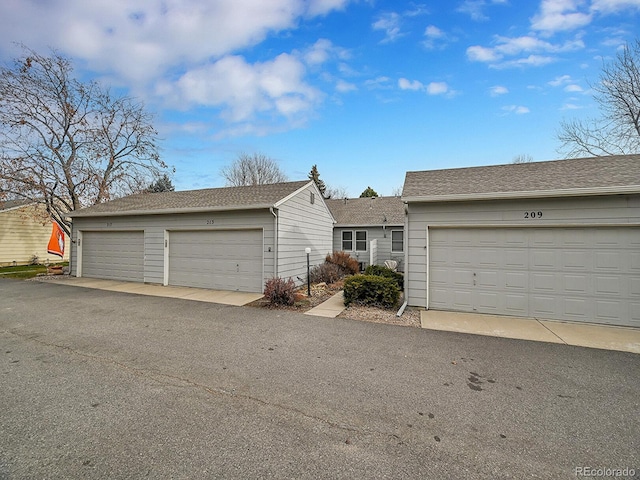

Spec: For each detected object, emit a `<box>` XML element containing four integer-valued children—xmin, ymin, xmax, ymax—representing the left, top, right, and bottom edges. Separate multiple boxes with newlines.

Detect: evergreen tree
<box><xmin>308</xmin><ymin>164</ymin><xmax>327</xmax><ymax>197</ymax></box>
<box><xmin>146</xmin><ymin>174</ymin><xmax>175</xmax><ymax>193</ymax></box>
<box><xmin>359</xmin><ymin>186</ymin><xmax>378</xmax><ymax>198</ymax></box>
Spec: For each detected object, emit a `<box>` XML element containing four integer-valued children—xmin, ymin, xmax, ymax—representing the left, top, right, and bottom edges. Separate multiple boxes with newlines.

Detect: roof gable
<box><xmin>402</xmin><ymin>155</ymin><xmax>640</xmax><ymax>202</ymax></box>
<box><xmin>325</xmin><ymin>196</ymin><xmax>404</xmax><ymax>226</ymax></box>
<box><xmin>0</xmin><ymin>199</ymin><xmax>36</xmax><ymax>213</ymax></box>
<box><xmin>71</xmin><ymin>181</ymin><xmax>313</xmax><ymax>217</ymax></box>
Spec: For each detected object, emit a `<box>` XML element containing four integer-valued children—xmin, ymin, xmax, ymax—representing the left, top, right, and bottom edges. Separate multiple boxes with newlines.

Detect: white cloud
<box><xmin>372</xmin><ymin>12</ymin><xmax>403</xmax><ymax>43</ymax></box>
<box><xmin>490</xmin><ymin>85</ymin><xmax>509</xmax><ymax>96</ymax></box>
<box><xmin>0</xmin><ymin>0</ymin><xmax>332</xmax><ymax>84</ymax></box>
<box><xmin>531</xmin><ymin>0</ymin><xmax>592</xmax><ymax>34</ymax></box>
<box><xmin>564</xmin><ymin>84</ymin><xmax>584</xmax><ymax>92</ymax></box>
<box><xmin>365</xmin><ymin>76</ymin><xmax>393</xmax><ymax>89</ymax></box>
<box><xmin>457</xmin><ymin>0</ymin><xmax>509</xmax><ymax>21</ymax></box>
<box><xmin>303</xmin><ymin>39</ymin><xmax>349</xmax><ymax>66</ymax></box>
<box><xmin>398</xmin><ymin>78</ymin><xmax>424</xmax><ymax>91</ymax></box>
<box><xmin>161</xmin><ymin>53</ymin><xmax>322</xmax><ymax>123</ymax></box>
<box><xmin>427</xmin><ymin>82</ymin><xmax>449</xmax><ymax>95</ymax></box>
<box><xmin>502</xmin><ymin>105</ymin><xmax>530</xmax><ymax>114</ymax></box>
<box><xmin>467</xmin><ymin>45</ymin><xmax>501</xmax><ymax>62</ymax></box>
<box><xmin>591</xmin><ymin>0</ymin><xmax>640</xmax><ymax>13</ymax></box>
<box><xmin>467</xmin><ymin>35</ymin><xmax>583</xmax><ymax>68</ymax></box>
<box><xmin>398</xmin><ymin>78</ymin><xmax>451</xmax><ymax>96</ymax></box>
<box><xmin>548</xmin><ymin>74</ymin><xmax>573</xmax><ymax>86</ymax></box>
<box><xmin>335</xmin><ymin>79</ymin><xmax>357</xmax><ymax>93</ymax></box>
<box><xmin>425</xmin><ymin>25</ymin><xmax>445</xmax><ymax>38</ymax></box>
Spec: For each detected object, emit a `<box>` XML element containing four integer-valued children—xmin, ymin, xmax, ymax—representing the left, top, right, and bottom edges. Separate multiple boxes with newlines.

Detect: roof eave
<box><xmin>70</xmin><ymin>203</ymin><xmax>274</xmax><ymax>218</ymax></box>
<box><xmin>402</xmin><ymin>185</ymin><xmax>640</xmax><ymax>203</ymax></box>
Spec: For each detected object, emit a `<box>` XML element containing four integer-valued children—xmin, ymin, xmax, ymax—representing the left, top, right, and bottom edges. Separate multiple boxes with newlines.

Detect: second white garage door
<box><xmin>168</xmin><ymin>229</ymin><xmax>263</xmax><ymax>293</ymax></box>
<box><xmin>429</xmin><ymin>227</ymin><xmax>640</xmax><ymax>327</ymax></box>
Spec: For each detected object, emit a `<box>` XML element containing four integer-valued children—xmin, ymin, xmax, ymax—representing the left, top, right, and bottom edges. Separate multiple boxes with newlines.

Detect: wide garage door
<box><xmin>82</xmin><ymin>231</ymin><xmax>144</xmax><ymax>282</ymax></box>
<box><xmin>168</xmin><ymin>229</ymin><xmax>263</xmax><ymax>293</ymax></box>
<box><xmin>429</xmin><ymin>227</ymin><xmax>640</xmax><ymax>327</ymax></box>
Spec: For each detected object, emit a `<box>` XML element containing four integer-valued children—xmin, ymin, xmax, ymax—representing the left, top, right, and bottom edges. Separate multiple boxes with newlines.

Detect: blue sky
<box><xmin>1</xmin><ymin>0</ymin><xmax>639</xmax><ymax>197</ymax></box>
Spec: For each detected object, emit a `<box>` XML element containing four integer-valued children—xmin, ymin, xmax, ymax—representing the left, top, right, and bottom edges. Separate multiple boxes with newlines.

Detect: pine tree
<box><xmin>146</xmin><ymin>174</ymin><xmax>175</xmax><ymax>193</ymax></box>
<box><xmin>308</xmin><ymin>164</ymin><xmax>327</xmax><ymax>197</ymax></box>
<box><xmin>359</xmin><ymin>186</ymin><xmax>378</xmax><ymax>198</ymax></box>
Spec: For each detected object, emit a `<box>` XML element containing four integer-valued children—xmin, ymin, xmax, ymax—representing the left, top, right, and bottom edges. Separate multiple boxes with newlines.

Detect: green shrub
<box><xmin>264</xmin><ymin>277</ymin><xmax>296</xmax><ymax>306</ymax></box>
<box><xmin>364</xmin><ymin>264</ymin><xmax>404</xmax><ymax>289</ymax></box>
<box><xmin>325</xmin><ymin>251</ymin><xmax>360</xmax><ymax>275</ymax></box>
<box><xmin>343</xmin><ymin>275</ymin><xmax>400</xmax><ymax>309</ymax></box>
<box><xmin>309</xmin><ymin>262</ymin><xmax>343</xmax><ymax>284</ymax></box>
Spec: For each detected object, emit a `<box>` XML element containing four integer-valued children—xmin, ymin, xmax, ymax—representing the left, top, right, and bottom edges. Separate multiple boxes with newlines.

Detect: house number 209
<box><xmin>524</xmin><ymin>211</ymin><xmax>542</xmax><ymax>219</ymax></box>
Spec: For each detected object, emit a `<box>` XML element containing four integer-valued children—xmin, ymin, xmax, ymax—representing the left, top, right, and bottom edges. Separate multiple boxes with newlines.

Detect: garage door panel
<box><xmin>169</xmin><ymin>229</ymin><xmax>263</xmax><ymax>293</ymax></box>
<box><xmin>429</xmin><ymin>227</ymin><xmax>639</xmax><ymax>327</ymax></box>
<box><xmin>82</xmin><ymin>231</ymin><xmax>144</xmax><ymax>282</ymax></box>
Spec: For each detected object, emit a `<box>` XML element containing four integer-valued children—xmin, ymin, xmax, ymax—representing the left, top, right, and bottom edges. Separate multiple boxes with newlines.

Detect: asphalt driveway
<box><xmin>1</xmin><ymin>279</ymin><xmax>638</xmax><ymax>479</ymax></box>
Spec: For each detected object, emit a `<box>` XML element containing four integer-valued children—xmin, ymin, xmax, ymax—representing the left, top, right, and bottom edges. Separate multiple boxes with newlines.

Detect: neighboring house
<box><xmin>0</xmin><ymin>200</ymin><xmax>70</xmax><ymax>266</ymax></box>
<box><xmin>402</xmin><ymin>154</ymin><xmax>640</xmax><ymax>328</ymax></box>
<box><xmin>70</xmin><ymin>181</ymin><xmax>334</xmax><ymax>293</ymax></box>
<box><xmin>325</xmin><ymin>196</ymin><xmax>405</xmax><ymax>271</ymax></box>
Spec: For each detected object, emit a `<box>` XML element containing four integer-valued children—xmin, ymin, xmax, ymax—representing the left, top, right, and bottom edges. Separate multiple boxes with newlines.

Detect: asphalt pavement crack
<box><xmin>5</xmin><ymin>329</ymin><xmax>370</xmax><ymax>438</ymax></box>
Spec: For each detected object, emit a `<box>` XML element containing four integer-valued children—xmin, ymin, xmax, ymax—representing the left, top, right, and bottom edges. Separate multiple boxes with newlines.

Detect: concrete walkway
<box><xmin>421</xmin><ymin>310</ymin><xmax>640</xmax><ymax>354</ymax></box>
<box><xmin>304</xmin><ymin>291</ymin><xmax>346</xmax><ymax>318</ymax></box>
<box><xmin>40</xmin><ymin>277</ymin><xmax>263</xmax><ymax>307</ymax></box>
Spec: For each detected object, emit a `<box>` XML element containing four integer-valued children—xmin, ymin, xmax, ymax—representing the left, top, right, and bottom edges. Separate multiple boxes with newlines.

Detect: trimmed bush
<box><xmin>325</xmin><ymin>250</ymin><xmax>360</xmax><ymax>275</ymax></box>
<box><xmin>364</xmin><ymin>264</ymin><xmax>404</xmax><ymax>289</ymax></box>
<box><xmin>343</xmin><ymin>275</ymin><xmax>400</xmax><ymax>309</ymax></box>
<box><xmin>264</xmin><ymin>277</ymin><xmax>296</xmax><ymax>306</ymax></box>
<box><xmin>309</xmin><ymin>262</ymin><xmax>343</xmax><ymax>284</ymax></box>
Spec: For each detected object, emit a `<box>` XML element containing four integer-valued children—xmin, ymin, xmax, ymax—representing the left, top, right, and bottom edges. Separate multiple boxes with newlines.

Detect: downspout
<box><xmin>270</xmin><ymin>207</ymin><xmax>278</xmax><ymax>278</ymax></box>
<box><xmin>396</xmin><ymin>201</ymin><xmax>409</xmax><ymax>317</ymax></box>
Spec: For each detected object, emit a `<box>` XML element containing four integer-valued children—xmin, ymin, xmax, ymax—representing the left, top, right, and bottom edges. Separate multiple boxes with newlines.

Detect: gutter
<box><xmin>70</xmin><ymin>203</ymin><xmax>276</xmax><ymax>218</ymax></box>
<box><xmin>402</xmin><ymin>185</ymin><xmax>640</xmax><ymax>203</ymax></box>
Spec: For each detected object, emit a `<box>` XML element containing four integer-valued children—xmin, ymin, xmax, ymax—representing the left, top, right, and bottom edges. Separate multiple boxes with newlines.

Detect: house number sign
<box><xmin>206</xmin><ymin>219</ymin><xmax>215</xmax><ymax>225</ymax></box>
<box><xmin>524</xmin><ymin>211</ymin><xmax>543</xmax><ymax>219</ymax></box>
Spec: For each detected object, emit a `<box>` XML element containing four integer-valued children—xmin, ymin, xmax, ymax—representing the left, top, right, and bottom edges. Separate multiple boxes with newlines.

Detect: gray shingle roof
<box><xmin>402</xmin><ymin>155</ymin><xmax>640</xmax><ymax>201</ymax></box>
<box><xmin>0</xmin><ymin>199</ymin><xmax>33</xmax><ymax>212</ymax></box>
<box><xmin>71</xmin><ymin>181</ymin><xmax>312</xmax><ymax>217</ymax></box>
<box><xmin>325</xmin><ymin>196</ymin><xmax>404</xmax><ymax>226</ymax></box>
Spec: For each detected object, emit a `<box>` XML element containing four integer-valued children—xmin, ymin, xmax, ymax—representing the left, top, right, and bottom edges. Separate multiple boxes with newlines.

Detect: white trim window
<box><xmin>391</xmin><ymin>230</ymin><xmax>404</xmax><ymax>253</ymax></box>
<box><xmin>342</xmin><ymin>231</ymin><xmax>353</xmax><ymax>251</ymax></box>
<box><xmin>355</xmin><ymin>230</ymin><xmax>367</xmax><ymax>251</ymax></box>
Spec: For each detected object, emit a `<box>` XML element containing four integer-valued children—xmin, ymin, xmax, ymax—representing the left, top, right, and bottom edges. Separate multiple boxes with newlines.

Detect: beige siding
<box><xmin>406</xmin><ymin>195</ymin><xmax>640</xmax><ymax>308</ymax></box>
<box><xmin>0</xmin><ymin>205</ymin><xmax>70</xmax><ymax>266</ymax></box>
<box><xmin>332</xmin><ymin>226</ymin><xmax>404</xmax><ymax>271</ymax></box>
<box><xmin>276</xmin><ymin>183</ymin><xmax>334</xmax><ymax>284</ymax></box>
<box><xmin>72</xmin><ymin>209</ymin><xmax>275</xmax><ymax>285</ymax></box>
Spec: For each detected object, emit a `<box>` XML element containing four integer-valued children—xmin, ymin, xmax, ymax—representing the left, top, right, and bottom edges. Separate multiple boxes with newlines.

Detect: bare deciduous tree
<box><xmin>221</xmin><ymin>153</ymin><xmax>288</xmax><ymax>186</ymax></box>
<box><xmin>512</xmin><ymin>154</ymin><xmax>534</xmax><ymax>164</ymax></box>
<box><xmin>558</xmin><ymin>39</ymin><xmax>640</xmax><ymax>157</ymax></box>
<box><xmin>0</xmin><ymin>46</ymin><xmax>166</xmax><ymax>235</ymax></box>
<box><xmin>325</xmin><ymin>185</ymin><xmax>349</xmax><ymax>199</ymax></box>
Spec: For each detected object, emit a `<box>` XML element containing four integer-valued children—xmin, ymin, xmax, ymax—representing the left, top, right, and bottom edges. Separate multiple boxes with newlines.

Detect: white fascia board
<box><xmin>333</xmin><ymin>224</ymin><xmax>404</xmax><ymax>228</ymax></box>
<box><xmin>70</xmin><ymin>203</ymin><xmax>273</xmax><ymax>218</ymax></box>
<box><xmin>402</xmin><ymin>185</ymin><xmax>640</xmax><ymax>203</ymax></box>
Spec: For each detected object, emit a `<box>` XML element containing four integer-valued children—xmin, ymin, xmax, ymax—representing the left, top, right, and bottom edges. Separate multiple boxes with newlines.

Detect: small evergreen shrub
<box><xmin>343</xmin><ymin>275</ymin><xmax>400</xmax><ymax>309</ymax></box>
<box><xmin>264</xmin><ymin>277</ymin><xmax>296</xmax><ymax>306</ymax></box>
<box><xmin>364</xmin><ymin>264</ymin><xmax>404</xmax><ymax>289</ymax></box>
<box><xmin>309</xmin><ymin>262</ymin><xmax>343</xmax><ymax>284</ymax></box>
<box><xmin>325</xmin><ymin>251</ymin><xmax>360</xmax><ymax>275</ymax></box>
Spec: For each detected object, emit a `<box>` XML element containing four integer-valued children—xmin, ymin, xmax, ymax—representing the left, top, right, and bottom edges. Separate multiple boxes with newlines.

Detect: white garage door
<box><xmin>168</xmin><ymin>229</ymin><xmax>263</xmax><ymax>293</ymax></box>
<box><xmin>429</xmin><ymin>227</ymin><xmax>640</xmax><ymax>327</ymax></box>
<box><xmin>82</xmin><ymin>231</ymin><xmax>144</xmax><ymax>282</ymax></box>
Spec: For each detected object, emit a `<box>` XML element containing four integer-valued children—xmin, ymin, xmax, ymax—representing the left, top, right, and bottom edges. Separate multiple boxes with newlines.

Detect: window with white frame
<box><xmin>355</xmin><ymin>230</ymin><xmax>367</xmax><ymax>251</ymax></box>
<box><xmin>391</xmin><ymin>230</ymin><xmax>404</xmax><ymax>253</ymax></box>
<box><xmin>341</xmin><ymin>231</ymin><xmax>353</xmax><ymax>251</ymax></box>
